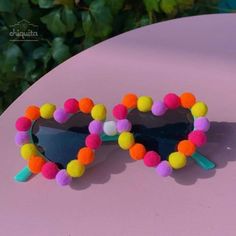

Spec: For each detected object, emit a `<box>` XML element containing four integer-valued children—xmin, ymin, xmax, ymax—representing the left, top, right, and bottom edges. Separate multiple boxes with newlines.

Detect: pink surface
<box><xmin>1</xmin><ymin>14</ymin><xmax>236</xmax><ymax>236</ymax></box>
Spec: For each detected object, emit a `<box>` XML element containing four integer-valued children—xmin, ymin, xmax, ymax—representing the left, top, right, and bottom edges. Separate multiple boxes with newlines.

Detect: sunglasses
<box><xmin>14</xmin><ymin>93</ymin><xmax>215</xmax><ymax>186</ymax></box>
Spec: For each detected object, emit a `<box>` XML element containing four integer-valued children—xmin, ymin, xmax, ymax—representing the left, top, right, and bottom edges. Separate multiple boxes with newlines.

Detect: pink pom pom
<box><xmin>15</xmin><ymin>117</ymin><xmax>32</xmax><ymax>131</ymax></box>
<box><xmin>156</xmin><ymin>161</ymin><xmax>172</xmax><ymax>177</ymax></box>
<box><xmin>116</xmin><ymin>119</ymin><xmax>132</xmax><ymax>133</ymax></box>
<box><xmin>143</xmin><ymin>151</ymin><xmax>161</xmax><ymax>167</ymax></box>
<box><xmin>188</xmin><ymin>130</ymin><xmax>207</xmax><ymax>147</ymax></box>
<box><xmin>88</xmin><ymin>120</ymin><xmax>103</xmax><ymax>134</ymax></box>
<box><xmin>112</xmin><ymin>104</ymin><xmax>128</xmax><ymax>120</ymax></box>
<box><xmin>85</xmin><ymin>134</ymin><xmax>102</xmax><ymax>149</ymax></box>
<box><xmin>53</xmin><ymin>108</ymin><xmax>70</xmax><ymax>124</ymax></box>
<box><xmin>15</xmin><ymin>132</ymin><xmax>30</xmax><ymax>145</ymax></box>
<box><xmin>64</xmin><ymin>98</ymin><xmax>79</xmax><ymax>114</ymax></box>
<box><xmin>163</xmin><ymin>93</ymin><xmax>180</xmax><ymax>109</ymax></box>
<box><xmin>41</xmin><ymin>162</ymin><xmax>59</xmax><ymax>179</ymax></box>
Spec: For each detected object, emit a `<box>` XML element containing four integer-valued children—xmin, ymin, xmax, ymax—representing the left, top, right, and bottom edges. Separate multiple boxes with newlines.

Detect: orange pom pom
<box><xmin>177</xmin><ymin>140</ymin><xmax>196</xmax><ymax>156</ymax></box>
<box><xmin>77</xmin><ymin>147</ymin><xmax>95</xmax><ymax>165</ymax></box>
<box><xmin>25</xmin><ymin>105</ymin><xmax>40</xmax><ymax>120</ymax></box>
<box><xmin>79</xmin><ymin>98</ymin><xmax>94</xmax><ymax>113</ymax></box>
<box><xmin>180</xmin><ymin>92</ymin><xmax>196</xmax><ymax>109</ymax></box>
<box><xmin>28</xmin><ymin>156</ymin><xmax>46</xmax><ymax>174</ymax></box>
<box><xmin>129</xmin><ymin>143</ymin><xmax>146</xmax><ymax>160</ymax></box>
<box><xmin>122</xmin><ymin>93</ymin><xmax>138</xmax><ymax>109</ymax></box>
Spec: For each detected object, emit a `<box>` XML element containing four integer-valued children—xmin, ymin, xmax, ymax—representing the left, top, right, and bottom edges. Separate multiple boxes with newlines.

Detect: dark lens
<box><xmin>127</xmin><ymin>108</ymin><xmax>193</xmax><ymax>160</ymax></box>
<box><xmin>31</xmin><ymin>113</ymin><xmax>92</xmax><ymax>168</ymax></box>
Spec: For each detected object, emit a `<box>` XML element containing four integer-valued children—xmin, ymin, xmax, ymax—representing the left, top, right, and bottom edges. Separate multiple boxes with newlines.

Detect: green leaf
<box><xmin>33</xmin><ymin>46</ymin><xmax>49</xmax><ymax>59</ymax></box>
<box><xmin>51</xmin><ymin>37</ymin><xmax>70</xmax><ymax>63</ymax></box>
<box><xmin>41</xmin><ymin>9</ymin><xmax>67</xmax><ymax>35</ymax></box>
<box><xmin>74</xmin><ymin>22</ymin><xmax>84</xmax><ymax>38</ymax></box>
<box><xmin>160</xmin><ymin>0</ymin><xmax>177</xmax><ymax>15</ymax></box>
<box><xmin>61</xmin><ymin>7</ymin><xmax>77</xmax><ymax>32</ymax></box>
<box><xmin>38</xmin><ymin>0</ymin><xmax>54</xmax><ymax>8</ymax></box>
<box><xmin>105</xmin><ymin>0</ymin><xmax>125</xmax><ymax>14</ymax></box>
<box><xmin>176</xmin><ymin>0</ymin><xmax>194</xmax><ymax>11</ymax></box>
<box><xmin>81</xmin><ymin>11</ymin><xmax>93</xmax><ymax>35</ymax></box>
<box><xmin>25</xmin><ymin>60</ymin><xmax>36</xmax><ymax>78</ymax></box>
<box><xmin>0</xmin><ymin>0</ymin><xmax>13</xmax><ymax>12</ymax></box>
<box><xmin>143</xmin><ymin>0</ymin><xmax>159</xmax><ymax>13</ymax></box>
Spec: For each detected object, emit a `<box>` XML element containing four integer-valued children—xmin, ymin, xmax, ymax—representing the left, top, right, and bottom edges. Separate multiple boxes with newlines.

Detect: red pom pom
<box><xmin>64</xmin><ymin>98</ymin><xmax>79</xmax><ymax>114</ymax></box>
<box><xmin>15</xmin><ymin>117</ymin><xmax>32</xmax><ymax>131</ymax></box>
<box><xmin>143</xmin><ymin>151</ymin><xmax>161</xmax><ymax>167</ymax></box>
<box><xmin>188</xmin><ymin>130</ymin><xmax>207</xmax><ymax>147</ymax></box>
<box><xmin>112</xmin><ymin>104</ymin><xmax>128</xmax><ymax>120</ymax></box>
<box><xmin>163</xmin><ymin>93</ymin><xmax>180</xmax><ymax>109</ymax></box>
<box><xmin>85</xmin><ymin>134</ymin><xmax>102</xmax><ymax>149</ymax></box>
<box><xmin>41</xmin><ymin>162</ymin><xmax>59</xmax><ymax>179</ymax></box>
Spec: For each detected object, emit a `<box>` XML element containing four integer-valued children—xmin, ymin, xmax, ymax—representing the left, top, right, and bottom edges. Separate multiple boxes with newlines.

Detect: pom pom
<box><xmin>41</xmin><ymin>162</ymin><xmax>59</xmax><ymax>179</ymax></box>
<box><xmin>143</xmin><ymin>151</ymin><xmax>161</xmax><ymax>167</ymax></box>
<box><xmin>168</xmin><ymin>152</ymin><xmax>187</xmax><ymax>169</ymax></box>
<box><xmin>194</xmin><ymin>117</ymin><xmax>210</xmax><ymax>132</ymax></box>
<box><xmin>112</xmin><ymin>104</ymin><xmax>128</xmax><ymax>120</ymax></box>
<box><xmin>177</xmin><ymin>140</ymin><xmax>196</xmax><ymax>156</ymax></box>
<box><xmin>64</xmin><ymin>98</ymin><xmax>79</xmax><ymax>114</ymax></box>
<box><xmin>79</xmin><ymin>97</ymin><xmax>94</xmax><ymax>113</ymax></box>
<box><xmin>137</xmin><ymin>96</ymin><xmax>153</xmax><ymax>112</ymax></box>
<box><xmin>122</xmin><ymin>93</ymin><xmax>138</xmax><ymax>109</ymax></box>
<box><xmin>164</xmin><ymin>93</ymin><xmax>180</xmax><ymax>109</ymax></box>
<box><xmin>77</xmin><ymin>147</ymin><xmax>95</xmax><ymax>165</ymax></box>
<box><xmin>91</xmin><ymin>104</ymin><xmax>106</xmax><ymax>121</ymax></box>
<box><xmin>103</xmin><ymin>121</ymin><xmax>117</xmax><ymax>136</ymax></box>
<box><xmin>85</xmin><ymin>134</ymin><xmax>102</xmax><ymax>149</ymax></box>
<box><xmin>129</xmin><ymin>143</ymin><xmax>146</xmax><ymax>160</ymax></box>
<box><xmin>180</xmin><ymin>92</ymin><xmax>196</xmax><ymax>109</ymax></box>
<box><xmin>88</xmin><ymin>120</ymin><xmax>103</xmax><ymax>134</ymax></box>
<box><xmin>151</xmin><ymin>101</ymin><xmax>167</xmax><ymax>116</ymax></box>
<box><xmin>118</xmin><ymin>132</ymin><xmax>135</xmax><ymax>150</ymax></box>
<box><xmin>25</xmin><ymin>106</ymin><xmax>40</xmax><ymax>120</ymax></box>
<box><xmin>53</xmin><ymin>108</ymin><xmax>69</xmax><ymax>124</ymax></box>
<box><xmin>56</xmin><ymin>170</ymin><xmax>72</xmax><ymax>186</ymax></box>
<box><xmin>28</xmin><ymin>156</ymin><xmax>46</xmax><ymax>174</ymax></box>
<box><xmin>191</xmin><ymin>102</ymin><xmax>208</xmax><ymax>117</ymax></box>
<box><xmin>20</xmin><ymin>143</ymin><xmax>38</xmax><ymax>160</ymax></box>
<box><xmin>40</xmin><ymin>103</ymin><xmax>56</xmax><ymax>119</ymax></box>
<box><xmin>116</xmin><ymin>119</ymin><xmax>132</xmax><ymax>133</ymax></box>
<box><xmin>15</xmin><ymin>117</ymin><xmax>31</xmax><ymax>131</ymax></box>
<box><xmin>15</xmin><ymin>132</ymin><xmax>30</xmax><ymax>146</ymax></box>
<box><xmin>66</xmin><ymin>160</ymin><xmax>85</xmax><ymax>178</ymax></box>
<box><xmin>156</xmin><ymin>161</ymin><xmax>172</xmax><ymax>177</ymax></box>
<box><xmin>188</xmin><ymin>130</ymin><xmax>207</xmax><ymax>147</ymax></box>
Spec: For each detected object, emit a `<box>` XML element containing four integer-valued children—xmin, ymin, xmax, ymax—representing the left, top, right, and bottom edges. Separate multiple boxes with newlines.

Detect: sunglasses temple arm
<box><xmin>191</xmin><ymin>152</ymin><xmax>215</xmax><ymax>170</ymax></box>
<box><xmin>14</xmin><ymin>166</ymin><xmax>33</xmax><ymax>182</ymax></box>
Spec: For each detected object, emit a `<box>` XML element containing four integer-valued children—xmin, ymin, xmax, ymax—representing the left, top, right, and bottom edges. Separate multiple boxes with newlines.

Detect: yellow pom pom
<box><xmin>66</xmin><ymin>160</ymin><xmax>85</xmax><ymax>177</ymax></box>
<box><xmin>137</xmin><ymin>96</ymin><xmax>153</xmax><ymax>112</ymax></box>
<box><xmin>20</xmin><ymin>143</ymin><xmax>38</xmax><ymax>160</ymax></box>
<box><xmin>40</xmin><ymin>103</ymin><xmax>56</xmax><ymax>119</ymax></box>
<box><xmin>91</xmin><ymin>104</ymin><xmax>106</xmax><ymax>121</ymax></box>
<box><xmin>168</xmin><ymin>152</ymin><xmax>187</xmax><ymax>169</ymax></box>
<box><xmin>118</xmin><ymin>132</ymin><xmax>135</xmax><ymax>150</ymax></box>
<box><xmin>191</xmin><ymin>102</ymin><xmax>208</xmax><ymax>117</ymax></box>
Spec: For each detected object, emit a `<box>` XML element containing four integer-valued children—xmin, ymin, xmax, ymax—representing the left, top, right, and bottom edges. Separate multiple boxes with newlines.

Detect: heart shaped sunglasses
<box><xmin>14</xmin><ymin>93</ymin><xmax>215</xmax><ymax>186</ymax></box>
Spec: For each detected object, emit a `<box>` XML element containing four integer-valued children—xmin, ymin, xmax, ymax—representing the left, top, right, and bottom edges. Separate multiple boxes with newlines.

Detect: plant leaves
<box><xmin>38</xmin><ymin>0</ymin><xmax>54</xmax><ymax>8</ymax></box>
<box><xmin>105</xmin><ymin>0</ymin><xmax>125</xmax><ymax>14</ymax></box>
<box><xmin>143</xmin><ymin>0</ymin><xmax>159</xmax><ymax>13</ymax></box>
<box><xmin>33</xmin><ymin>45</ymin><xmax>49</xmax><ymax>59</ymax></box>
<box><xmin>51</xmin><ymin>37</ymin><xmax>70</xmax><ymax>63</ymax></box>
<box><xmin>160</xmin><ymin>0</ymin><xmax>177</xmax><ymax>15</ymax></box>
<box><xmin>61</xmin><ymin>7</ymin><xmax>77</xmax><ymax>32</ymax></box>
<box><xmin>0</xmin><ymin>0</ymin><xmax>13</xmax><ymax>13</ymax></box>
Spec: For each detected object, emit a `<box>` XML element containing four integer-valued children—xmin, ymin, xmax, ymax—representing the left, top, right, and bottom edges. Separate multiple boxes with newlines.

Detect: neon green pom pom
<box><xmin>20</xmin><ymin>144</ymin><xmax>38</xmax><ymax>160</ymax></box>
<box><xmin>168</xmin><ymin>152</ymin><xmax>187</xmax><ymax>169</ymax></box>
<box><xmin>40</xmin><ymin>103</ymin><xmax>56</xmax><ymax>119</ymax></box>
<box><xmin>137</xmin><ymin>96</ymin><xmax>153</xmax><ymax>112</ymax></box>
<box><xmin>91</xmin><ymin>104</ymin><xmax>106</xmax><ymax>121</ymax></box>
<box><xmin>191</xmin><ymin>102</ymin><xmax>208</xmax><ymax>117</ymax></box>
<box><xmin>66</xmin><ymin>160</ymin><xmax>85</xmax><ymax>177</ymax></box>
<box><xmin>118</xmin><ymin>132</ymin><xmax>135</xmax><ymax>150</ymax></box>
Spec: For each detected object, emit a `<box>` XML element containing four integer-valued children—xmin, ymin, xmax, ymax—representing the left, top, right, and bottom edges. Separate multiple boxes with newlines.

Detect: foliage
<box><xmin>0</xmin><ymin>0</ymin><xmax>224</xmax><ymax>113</ymax></box>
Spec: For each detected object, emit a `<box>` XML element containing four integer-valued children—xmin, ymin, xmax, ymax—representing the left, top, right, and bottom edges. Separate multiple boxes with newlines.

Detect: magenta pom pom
<box><xmin>116</xmin><ymin>119</ymin><xmax>132</xmax><ymax>133</ymax></box>
<box><xmin>163</xmin><ymin>93</ymin><xmax>180</xmax><ymax>109</ymax></box>
<box><xmin>112</xmin><ymin>104</ymin><xmax>128</xmax><ymax>120</ymax></box>
<box><xmin>156</xmin><ymin>161</ymin><xmax>172</xmax><ymax>177</ymax></box>
<box><xmin>15</xmin><ymin>117</ymin><xmax>31</xmax><ymax>131</ymax></box>
<box><xmin>188</xmin><ymin>130</ymin><xmax>207</xmax><ymax>147</ymax></box>
<box><xmin>56</xmin><ymin>169</ymin><xmax>72</xmax><ymax>186</ymax></box>
<box><xmin>41</xmin><ymin>162</ymin><xmax>59</xmax><ymax>179</ymax></box>
<box><xmin>53</xmin><ymin>108</ymin><xmax>70</xmax><ymax>124</ymax></box>
<box><xmin>64</xmin><ymin>98</ymin><xmax>79</xmax><ymax>114</ymax></box>
<box><xmin>85</xmin><ymin>134</ymin><xmax>102</xmax><ymax>149</ymax></box>
<box><xmin>194</xmin><ymin>117</ymin><xmax>210</xmax><ymax>132</ymax></box>
<box><xmin>15</xmin><ymin>132</ymin><xmax>30</xmax><ymax>145</ymax></box>
<box><xmin>88</xmin><ymin>120</ymin><xmax>103</xmax><ymax>134</ymax></box>
<box><xmin>151</xmin><ymin>101</ymin><xmax>168</xmax><ymax>116</ymax></box>
<box><xmin>143</xmin><ymin>151</ymin><xmax>161</xmax><ymax>167</ymax></box>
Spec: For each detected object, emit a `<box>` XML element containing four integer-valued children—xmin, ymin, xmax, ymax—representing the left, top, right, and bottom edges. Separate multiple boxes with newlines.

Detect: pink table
<box><xmin>1</xmin><ymin>14</ymin><xmax>236</xmax><ymax>236</ymax></box>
